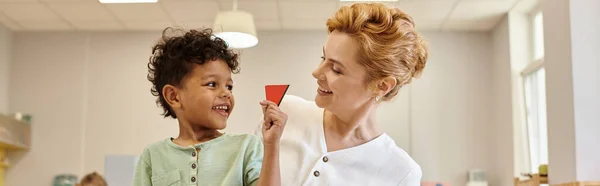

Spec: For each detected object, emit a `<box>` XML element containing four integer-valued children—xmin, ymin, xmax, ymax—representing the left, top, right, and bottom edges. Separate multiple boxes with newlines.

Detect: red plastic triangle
<box><xmin>265</xmin><ymin>84</ymin><xmax>290</xmax><ymax>106</ymax></box>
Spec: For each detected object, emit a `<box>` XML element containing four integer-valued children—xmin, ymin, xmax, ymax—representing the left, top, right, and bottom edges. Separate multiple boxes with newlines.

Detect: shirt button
<box><xmin>322</xmin><ymin>156</ymin><xmax>328</xmax><ymax>162</ymax></box>
<box><xmin>191</xmin><ymin>176</ymin><xmax>196</xmax><ymax>182</ymax></box>
<box><xmin>191</xmin><ymin>163</ymin><xmax>197</xmax><ymax>169</ymax></box>
<box><xmin>192</xmin><ymin>152</ymin><xmax>196</xmax><ymax>157</ymax></box>
<box><xmin>313</xmin><ymin>171</ymin><xmax>320</xmax><ymax>177</ymax></box>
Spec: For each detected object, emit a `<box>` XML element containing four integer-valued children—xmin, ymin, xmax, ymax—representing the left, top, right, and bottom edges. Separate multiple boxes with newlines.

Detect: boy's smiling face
<box><xmin>173</xmin><ymin>59</ymin><xmax>235</xmax><ymax>130</ymax></box>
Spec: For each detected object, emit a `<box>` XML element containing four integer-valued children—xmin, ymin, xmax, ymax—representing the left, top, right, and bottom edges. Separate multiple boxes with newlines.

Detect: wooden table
<box><xmin>515</xmin><ymin>174</ymin><xmax>547</xmax><ymax>186</ymax></box>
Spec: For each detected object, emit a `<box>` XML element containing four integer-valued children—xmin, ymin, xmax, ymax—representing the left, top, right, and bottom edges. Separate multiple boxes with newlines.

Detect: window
<box><xmin>523</xmin><ymin>68</ymin><xmax>548</xmax><ymax>172</ymax></box>
<box><xmin>521</xmin><ymin>11</ymin><xmax>548</xmax><ymax>173</ymax></box>
<box><xmin>532</xmin><ymin>13</ymin><xmax>544</xmax><ymax>61</ymax></box>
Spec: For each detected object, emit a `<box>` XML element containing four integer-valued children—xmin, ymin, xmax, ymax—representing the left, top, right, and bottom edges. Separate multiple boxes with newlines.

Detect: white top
<box><xmin>256</xmin><ymin>95</ymin><xmax>422</xmax><ymax>186</ymax></box>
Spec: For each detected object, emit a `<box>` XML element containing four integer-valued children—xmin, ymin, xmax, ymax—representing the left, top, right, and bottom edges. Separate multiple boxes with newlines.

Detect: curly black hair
<box><xmin>147</xmin><ymin>27</ymin><xmax>240</xmax><ymax>118</ymax></box>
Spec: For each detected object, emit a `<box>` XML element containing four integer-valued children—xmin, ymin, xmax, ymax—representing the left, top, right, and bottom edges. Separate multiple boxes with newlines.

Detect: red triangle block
<box><xmin>265</xmin><ymin>84</ymin><xmax>290</xmax><ymax>106</ymax></box>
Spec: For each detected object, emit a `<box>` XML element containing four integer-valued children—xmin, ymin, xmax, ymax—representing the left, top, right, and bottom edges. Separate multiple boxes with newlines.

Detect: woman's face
<box><xmin>312</xmin><ymin>30</ymin><xmax>375</xmax><ymax>114</ymax></box>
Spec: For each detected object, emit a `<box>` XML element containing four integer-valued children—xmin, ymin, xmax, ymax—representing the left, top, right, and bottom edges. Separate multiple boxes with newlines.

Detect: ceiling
<box><xmin>0</xmin><ymin>0</ymin><xmax>538</xmax><ymax>32</ymax></box>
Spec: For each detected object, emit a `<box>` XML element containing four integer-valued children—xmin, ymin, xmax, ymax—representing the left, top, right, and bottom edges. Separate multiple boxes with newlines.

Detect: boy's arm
<box><xmin>250</xmin><ymin>116</ymin><xmax>280</xmax><ymax>186</ymax></box>
<box><xmin>256</xmin><ymin>143</ymin><xmax>280</xmax><ymax>186</ymax></box>
<box><xmin>253</xmin><ymin>100</ymin><xmax>287</xmax><ymax>186</ymax></box>
<box><xmin>243</xmin><ymin>136</ymin><xmax>279</xmax><ymax>186</ymax></box>
<box><xmin>132</xmin><ymin>149</ymin><xmax>152</xmax><ymax>186</ymax></box>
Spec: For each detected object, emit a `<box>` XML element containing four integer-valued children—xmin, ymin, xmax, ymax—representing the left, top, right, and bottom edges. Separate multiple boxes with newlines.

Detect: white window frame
<box><xmin>525</xmin><ymin>4</ymin><xmax>544</xmax><ymax>72</ymax></box>
<box><xmin>520</xmin><ymin>8</ymin><xmax>548</xmax><ymax>174</ymax></box>
<box><xmin>520</xmin><ymin>59</ymin><xmax>544</xmax><ymax>77</ymax></box>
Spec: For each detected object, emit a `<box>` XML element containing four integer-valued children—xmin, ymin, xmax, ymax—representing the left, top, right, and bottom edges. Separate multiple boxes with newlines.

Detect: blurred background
<box><xmin>0</xmin><ymin>0</ymin><xmax>598</xmax><ymax>186</ymax></box>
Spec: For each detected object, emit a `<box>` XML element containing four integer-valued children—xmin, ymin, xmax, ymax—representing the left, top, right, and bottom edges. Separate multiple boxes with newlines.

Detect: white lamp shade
<box><xmin>213</xmin><ymin>10</ymin><xmax>258</xmax><ymax>49</ymax></box>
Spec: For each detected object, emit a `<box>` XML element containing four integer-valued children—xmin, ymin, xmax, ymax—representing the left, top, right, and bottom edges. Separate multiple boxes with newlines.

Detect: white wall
<box><xmin>487</xmin><ymin>11</ymin><xmax>534</xmax><ymax>186</ymax></box>
<box><xmin>0</xmin><ymin>25</ymin><xmax>10</xmax><ymax>114</ymax></box>
<box><xmin>7</xmin><ymin>30</ymin><xmax>494</xmax><ymax>186</ymax></box>
<box><xmin>491</xmin><ymin>15</ymin><xmax>515</xmax><ymax>186</ymax></box>
<box><xmin>7</xmin><ymin>33</ymin><xmax>89</xmax><ymax>186</ymax></box>
<box><xmin>569</xmin><ymin>0</ymin><xmax>600</xmax><ymax>181</ymax></box>
<box><xmin>542</xmin><ymin>0</ymin><xmax>578</xmax><ymax>183</ymax></box>
<box><xmin>543</xmin><ymin>0</ymin><xmax>600</xmax><ymax>183</ymax></box>
<box><xmin>410</xmin><ymin>31</ymin><xmax>493</xmax><ymax>186</ymax></box>
<box><xmin>507</xmin><ymin>11</ymin><xmax>532</xmax><ymax>178</ymax></box>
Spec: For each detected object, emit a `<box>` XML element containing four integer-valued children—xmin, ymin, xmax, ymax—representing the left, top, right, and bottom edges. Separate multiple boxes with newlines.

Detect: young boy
<box><xmin>133</xmin><ymin>27</ymin><xmax>287</xmax><ymax>186</ymax></box>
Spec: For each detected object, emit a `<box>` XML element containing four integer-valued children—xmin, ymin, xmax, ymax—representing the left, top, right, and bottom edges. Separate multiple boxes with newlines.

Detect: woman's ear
<box><xmin>162</xmin><ymin>84</ymin><xmax>182</xmax><ymax>109</ymax></box>
<box><xmin>376</xmin><ymin>76</ymin><xmax>397</xmax><ymax>97</ymax></box>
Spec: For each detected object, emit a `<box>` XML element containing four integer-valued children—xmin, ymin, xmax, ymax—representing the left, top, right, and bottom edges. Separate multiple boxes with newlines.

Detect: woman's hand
<box><xmin>260</xmin><ymin>100</ymin><xmax>288</xmax><ymax>145</ymax></box>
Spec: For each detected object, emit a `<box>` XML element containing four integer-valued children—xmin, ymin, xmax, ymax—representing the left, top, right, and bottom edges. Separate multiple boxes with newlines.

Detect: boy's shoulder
<box><xmin>136</xmin><ymin>138</ymin><xmax>172</xmax><ymax>165</ymax></box>
<box><xmin>140</xmin><ymin>138</ymin><xmax>172</xmax><ymax>154</ymax></box>
<box><xmin>147</xmin><ymin>138</ymin><xmax>170</xmax><ymax>147</ymax></box>
<box><xmin>225</xmin><ymin>133</ymin><xmax>261</xmax><ymax>142</ymax></box>
<box><xmin>219</xmin><ymin>133</ymin><xmax>263</xmax><ymax>153</ymax></box>
<box><xmin>221</xmin><ymin>133</ymin><xmax>262</xmax><ymax>148</ymax></box>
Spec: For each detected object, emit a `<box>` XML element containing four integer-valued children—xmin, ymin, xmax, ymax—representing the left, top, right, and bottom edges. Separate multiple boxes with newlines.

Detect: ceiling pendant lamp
<box><xmin>213</xmin><ymin>0</ymin><xmax>258</xmax><ymax>49</ymax></box>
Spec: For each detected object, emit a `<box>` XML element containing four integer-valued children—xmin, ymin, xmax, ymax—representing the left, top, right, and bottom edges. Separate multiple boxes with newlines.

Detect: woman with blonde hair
<box><xmin>256</xmin><ymin>2</ymin><xmax>428</xmax><ymax>185</ymax></box>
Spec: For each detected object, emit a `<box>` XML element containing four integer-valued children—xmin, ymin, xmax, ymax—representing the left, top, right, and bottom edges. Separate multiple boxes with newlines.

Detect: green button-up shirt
<box><xmin>132</xmin><ymin>134</ymin><xmax>263</xmax><ymax>186</ymax></box>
